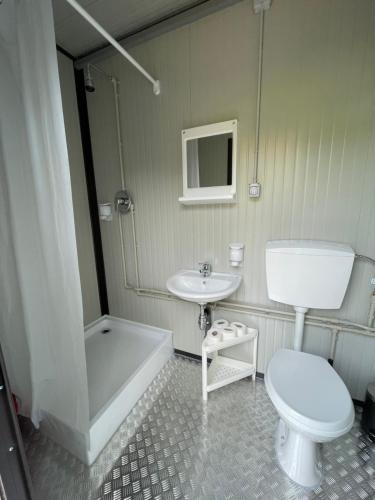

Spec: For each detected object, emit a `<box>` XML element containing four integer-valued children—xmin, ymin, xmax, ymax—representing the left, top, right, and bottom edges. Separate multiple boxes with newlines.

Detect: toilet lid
<box><xmin>265</xmin><ymin>349</ymin><xmax>354</xmax><ymax>436</ymax></box>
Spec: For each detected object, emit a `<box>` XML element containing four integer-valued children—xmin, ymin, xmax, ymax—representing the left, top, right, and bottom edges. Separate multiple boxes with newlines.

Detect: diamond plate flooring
<box><xmin>23</xmin><ymin>355</ymin><xmax>375</xmax><ymax>500</ymax></box>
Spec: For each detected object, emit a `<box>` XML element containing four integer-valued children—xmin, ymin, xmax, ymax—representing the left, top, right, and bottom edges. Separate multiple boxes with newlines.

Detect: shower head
<box><xmin>84</xmin><ymin>65</ymin><xmax>95</xmax><ymax>92</ymax></box>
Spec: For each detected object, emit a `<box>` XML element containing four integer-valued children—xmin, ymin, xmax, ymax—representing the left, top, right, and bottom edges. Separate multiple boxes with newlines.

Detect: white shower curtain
<box><xmin>0</xmin><ymin>0</ymin><xmax>90</xmax><ymax>437</ymax></box>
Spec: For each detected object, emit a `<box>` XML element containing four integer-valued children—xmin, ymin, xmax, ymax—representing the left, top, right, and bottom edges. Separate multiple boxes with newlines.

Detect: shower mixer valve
<box><xmin>114</xmin><ymin>190</ymin><xmax>132</xmax><ymax>214</ymax></box>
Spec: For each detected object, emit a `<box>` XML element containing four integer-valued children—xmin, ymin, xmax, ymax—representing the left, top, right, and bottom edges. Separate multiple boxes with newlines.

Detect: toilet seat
<box><xmin>265</xmin><ymin>349</ymin><xmax>354</xmax><ymax>441</ymax></box>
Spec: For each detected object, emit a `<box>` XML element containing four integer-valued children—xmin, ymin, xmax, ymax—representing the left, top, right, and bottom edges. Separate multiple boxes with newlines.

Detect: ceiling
<box><xmin>53</xmin><ymin>0</ymin><xmax>203</xmax><ymax>58</ymax></box>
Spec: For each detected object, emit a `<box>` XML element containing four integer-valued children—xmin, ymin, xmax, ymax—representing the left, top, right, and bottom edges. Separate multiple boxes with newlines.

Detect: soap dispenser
<box><xmin>229</xmin><ymin>243</ymin><xmax>244</xmax><ymax>267</ymax></box>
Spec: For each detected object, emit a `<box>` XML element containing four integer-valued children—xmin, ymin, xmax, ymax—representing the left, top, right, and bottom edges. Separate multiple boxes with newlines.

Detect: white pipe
<box><xmin>106</xmin><ymin>70</ymin><xmax>140</xmax><ymax>290</ymax></box>
<box><xmin>86</xmin><ymin>64</ymin><xmax>133</xmax><ymax>290</ymax></box>
<box><xmin>118</xmin><ymin>217</ymin><xmax>132</xmax><ymax>290</ymax></box>
<box><xmin>253</xmin><ymin>10</ymin><xmax>264</xmax><ymax>183</ymax></box>
<box><xmin>216</xmin><ymin>303</ymin><xmax>375</xmax><ymax>338</ymax></box>
<box><xmin>112</xmin><ymin>78</ymin><xmax>126</xmax><ymax>189</ymax></box>
<box><xmin>294</xmin><ymin>307</ymin><xmax>308</xmax><ymax>351</ymax></box>
<box><xmin>64</xmin><ymin>0</ymin><xmax>161</xmax><ymax>95</ymax></box>
<box><xmin>131</xmin><ymin>205</ymin><xmax>140</xmax><ymax>289</ymax></box>
<box><xmin>219</xmin><ymin>300</ymin><xmax>375</xmax><ymax>333</ymax></box>
<box><xmin>132</xmin><ymin>286</ymin><xmax>375</xmax><ymax>339</ymax></box>
<box><xmin>329</xmin><ymin>328</ymin><xmax>339</xmax><ymax>361</ymax></box>
<box><xmin>89</xmin><ymin>63</ymin><xmax>113</xmax><ymax>81</ymax></box>
<box><xmin>368</xmin><ymin>292</ymin><xmax>375</xmax><ymax>327</ymax></box>
<box><xmin>220</xmin><ymin>300</ymin><xmax>294</xmax><ymax>318</ymax></box>
<box><xmin>356</xmin><ymin>254</ymin><xmax>375</xmax><ymax>266</ymax></box>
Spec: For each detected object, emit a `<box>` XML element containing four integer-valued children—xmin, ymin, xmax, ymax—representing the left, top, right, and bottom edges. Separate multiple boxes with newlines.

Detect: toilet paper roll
<box><xmin>230</xmin><ymin>322</ymin><xmax>247</xmax><ymax>337</ymax></box>
<box><xmin>205</xmin><ymin>328</ymin><xmax>222</xmax><ymax>345</ymax></box>
<box><xmin>221</xmin><ymin>326</ymin><xmax>237</xmax><ymax>340</ymax></box>
<box><xmin>212</xmin><ymin>319</ymin><xmax>229</xmax><ymax>329</ymax></box>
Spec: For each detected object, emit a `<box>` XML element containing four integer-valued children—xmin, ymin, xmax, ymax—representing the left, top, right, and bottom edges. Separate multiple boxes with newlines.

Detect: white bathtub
<box><xmin>84</xmin><ymin>315</ymin><xmax>172</xmax><ymax>464</ymax></box>
<box><xmin>41</xmin><ymin>315</ymin><xmax>173</xmax><ymax>465</ymax></box>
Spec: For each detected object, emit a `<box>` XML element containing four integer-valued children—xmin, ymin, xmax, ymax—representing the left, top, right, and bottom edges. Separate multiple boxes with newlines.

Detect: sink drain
<box><xmin>101</xmin><ymin>328</ymin><xmax>111</xmax><ymax>334</ymax></box>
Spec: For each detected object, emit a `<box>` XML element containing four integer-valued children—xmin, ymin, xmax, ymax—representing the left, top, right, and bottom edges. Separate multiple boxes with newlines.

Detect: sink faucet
<box><xmin>198</xmin><ymin>262</ymin><xmax>211</xmax><ymax>278</ymax></box>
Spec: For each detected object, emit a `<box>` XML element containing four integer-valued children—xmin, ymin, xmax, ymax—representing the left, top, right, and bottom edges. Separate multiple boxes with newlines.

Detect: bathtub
<box><xmin>41</xmin><ymin>315</ymin><xmax>172</xmax><ymax>465</ymax></box>
<box><xmin>84</xmin><ymin>315</ymin><xmax>173</xmax><ymax>464</ymax></box>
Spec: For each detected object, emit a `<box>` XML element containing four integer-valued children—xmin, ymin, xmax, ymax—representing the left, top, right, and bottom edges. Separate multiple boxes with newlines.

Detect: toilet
<box><xmin>266</xmin><ymin>349</ymin><xmax>354</xmax><ymax>488</ymax></box>
<box><xmin>265</xmin><ymin>240</ymin><xmax>355</xmax><ymax>488</ymax></box>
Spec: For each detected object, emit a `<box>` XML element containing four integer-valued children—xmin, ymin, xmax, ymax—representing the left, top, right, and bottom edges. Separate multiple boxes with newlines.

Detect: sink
<box><xmin>166</xmin><ymin>270</ymin><xmax>242</xmax><ymax>304</ymax></box>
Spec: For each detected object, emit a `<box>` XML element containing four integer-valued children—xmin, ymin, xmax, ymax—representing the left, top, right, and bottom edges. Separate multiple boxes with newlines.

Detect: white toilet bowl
<box><xmin>265</xmin><ymin>349</ymin><xmax>354</xmax><ymax>488</ymax></box>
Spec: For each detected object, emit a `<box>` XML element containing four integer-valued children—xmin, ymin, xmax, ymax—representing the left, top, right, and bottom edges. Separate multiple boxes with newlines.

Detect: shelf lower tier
<box><xmin>206</xmin><ymin>355</ymin><xmax>256</xmax><ymax>393</ymax></box>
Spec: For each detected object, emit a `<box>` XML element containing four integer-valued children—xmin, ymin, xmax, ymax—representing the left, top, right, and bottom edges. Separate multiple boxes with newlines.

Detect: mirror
<box><xmin>179</xmin><ymin>120</ymin><xmax>237</xmax><ymax>204</ymax></box>
<box><xmin>186</xmin><ymin>134</ymin><xmax>233</xmax><ymax>188</ymax></box>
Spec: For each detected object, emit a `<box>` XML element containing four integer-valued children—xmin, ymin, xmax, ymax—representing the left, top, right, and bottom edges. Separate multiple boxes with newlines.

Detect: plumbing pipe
<box><xmin>86</xmin><ymin>63</ymin><xmax>134</xmax><ymax>291</ymax></box>
<box><xmin>219</xmin><ymin>300</ymin><xmax>375</xmax><ymax>334</ymax></box>
<box><xmin>294</xmin><ymin>307</ymin><xmax>308</xmax><ymax>351</ymax></box>
<box><xmin>91</xmin><ymin>66</ymin><xmax>138</xmax><ymax>292</ymax></box>
<box><xmin>216</xmin><ymin>302</ymin><xmax>375</xmax><ymax>337</ymax></box>
<box><xmin>368</xmin><ymin>291</ymin><xmax>375</xmax><ymax>327</ymax></box>
<box><xmin>355</xmin><ymin>254</ymin><xmax>375</xmax><ymax>266</ymax></box>
<box><xmin>133</xmin><ymin>286</ymin><xmax>375</xmax><ymax>339</ymax></box>
<box><xmin>111</xmin><ymin>75</ymin><xmax>136</xmax><ymax>290</ymax></box>
<box><xmin>92</xmin><ymin>68</ymin><xmax>134</xmax><ymax>290</ymax></box>
<box><xmin>136</xmin><ymin>288</ymin><xmax>174</xmax><ymax>299</ymax></box>
<box><xmin>117</xmin><ymin>203</ymin><xmax>139</xmax><ymax>291</ymax></box>
<box><xmin>328</xmin><ymin>328</ymin><xmax>339</xmax><ymax>366</ymax></box>
<box><xmin>65</xmin><ymin>0</ymin><xmax>161</xmax><ymax>95</ymax></box>
<box><xmin>118</xmin><ymin>217</ymin><xmax>132</xmax><ymax>290</ymax></box>
<box><xmin>130</xmin><ymin>205</ymin><xmax>140</xmax><ymax>289</ymax></box>
<box><xmin>106</xmin><ymin>68</ymin><xmax>140</xmax><ymax>291</ymax></box>
<box><xmin>112</xmin><ymin>78</ymin><xmax>126</xmax><ymax>189</ymax></box>
<box><xmin>253</xmin><ymin>10</ymin><xmax>264</xmax><ymax>184</ymax></box>
<box><xmin>89</xmin><ymin>63</ymin><xmax>113</xmax><ymax>82</ymax></box>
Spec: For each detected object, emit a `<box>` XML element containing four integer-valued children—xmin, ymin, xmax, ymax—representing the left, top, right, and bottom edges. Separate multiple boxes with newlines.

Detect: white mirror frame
<box><xmin>179</xmin><ymin>119</ymin><xmax>238</xmax><ymax>205</ymax></box>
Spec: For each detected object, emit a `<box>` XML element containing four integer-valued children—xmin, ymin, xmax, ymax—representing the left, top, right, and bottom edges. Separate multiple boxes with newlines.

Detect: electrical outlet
<box><xmin>249</xmin><ymin>182</ymin><xmax>261</xmax><ymax>198</ymax></box>
<box><xmin>371</xmin><ymin>277</ymin><xmax>375</xmax><ymax>286</ymax></box>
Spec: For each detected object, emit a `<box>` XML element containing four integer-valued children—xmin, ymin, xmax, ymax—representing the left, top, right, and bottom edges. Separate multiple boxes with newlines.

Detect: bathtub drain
<box><xmin>101</xmin><ymin>328</ymin><xmax>111</xmax><ymax>334</ymax></box>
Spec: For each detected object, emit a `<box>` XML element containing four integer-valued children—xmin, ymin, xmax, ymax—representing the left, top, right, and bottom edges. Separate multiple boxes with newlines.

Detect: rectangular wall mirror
<box><xmin>179</xmin><ymin>120</ymin><xmax>237</xmax><ymax>204</ymax></box>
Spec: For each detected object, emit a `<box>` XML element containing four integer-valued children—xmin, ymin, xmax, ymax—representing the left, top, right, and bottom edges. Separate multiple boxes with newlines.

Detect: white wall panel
<box><xmin>86</xmin><ymin>0</ymin><xmax>375</xmax><ymax>400</ymax></box>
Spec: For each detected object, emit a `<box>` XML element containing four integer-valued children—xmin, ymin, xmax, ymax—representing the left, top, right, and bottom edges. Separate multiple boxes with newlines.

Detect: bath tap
<box><xmin>198</xmin><ymin>262</ymin><xmax>211</xmax><ymax>278</ymax></box>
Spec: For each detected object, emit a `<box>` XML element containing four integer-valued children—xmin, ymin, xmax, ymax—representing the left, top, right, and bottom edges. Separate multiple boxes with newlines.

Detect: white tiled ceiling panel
<box><xmin>53</xmin><ymin>0</ymin><xmax>202</xmax><ymax>57</ymax></box>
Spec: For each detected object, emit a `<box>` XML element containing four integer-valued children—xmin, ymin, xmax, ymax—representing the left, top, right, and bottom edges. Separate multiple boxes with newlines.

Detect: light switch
<box><xmin>249</xmin><ymin>182</ymin><xmax>261</xmax><ymax>198</ymax></box>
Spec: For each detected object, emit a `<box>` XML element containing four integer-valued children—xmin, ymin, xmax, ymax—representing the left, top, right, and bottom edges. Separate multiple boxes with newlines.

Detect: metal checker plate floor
<box><xmin>23</xmin><ymin>355</ymin><xmax>375</xmax><ymax>500</ymax></box>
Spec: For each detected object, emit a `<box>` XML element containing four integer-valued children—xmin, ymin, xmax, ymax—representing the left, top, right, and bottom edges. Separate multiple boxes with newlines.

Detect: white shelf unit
<box><xmin>202</xmin><ymin>328</ymin><xmax>258</xmax><ymax>401</ymax></box>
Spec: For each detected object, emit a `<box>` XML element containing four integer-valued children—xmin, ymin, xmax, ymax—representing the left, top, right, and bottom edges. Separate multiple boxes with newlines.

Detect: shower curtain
<box><xmin>0</xmin><ymin>0</ymin><xmax>90</xmax><ymax>437</ymax></box>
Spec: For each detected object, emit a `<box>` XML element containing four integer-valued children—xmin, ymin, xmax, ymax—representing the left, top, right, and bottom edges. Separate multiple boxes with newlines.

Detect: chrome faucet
<box><xmin>199</xmin><ymin>262</ymin><xmax>211</xmax><ymax>278</ymax></box>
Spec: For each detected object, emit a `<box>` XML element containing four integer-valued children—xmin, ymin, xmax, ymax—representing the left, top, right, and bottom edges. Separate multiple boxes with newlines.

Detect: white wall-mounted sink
<box><xmin>166</xmin><ymin>270</ymin><xmax>242</xmax><ymax>304</ymax></box>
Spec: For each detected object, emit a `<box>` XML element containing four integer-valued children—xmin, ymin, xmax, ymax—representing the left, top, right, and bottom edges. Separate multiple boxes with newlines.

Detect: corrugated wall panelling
<box><xmin>86</xmin><ymin>0</ymin><xmax>375</xmax><ymax>400</ymax></box>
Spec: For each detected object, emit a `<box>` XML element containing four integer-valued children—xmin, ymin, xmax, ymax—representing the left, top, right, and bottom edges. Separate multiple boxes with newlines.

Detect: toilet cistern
<box><xmin>265</xmin><ymin>240</ymin><xmax>355</xmax><ymax>350</ymax></box>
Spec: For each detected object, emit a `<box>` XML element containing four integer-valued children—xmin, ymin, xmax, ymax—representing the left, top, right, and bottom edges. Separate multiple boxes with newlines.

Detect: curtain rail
<box><xmin>64</xmin><ymin>0</ymin><xmax>161</xmax><ymax>95</ymax></box>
